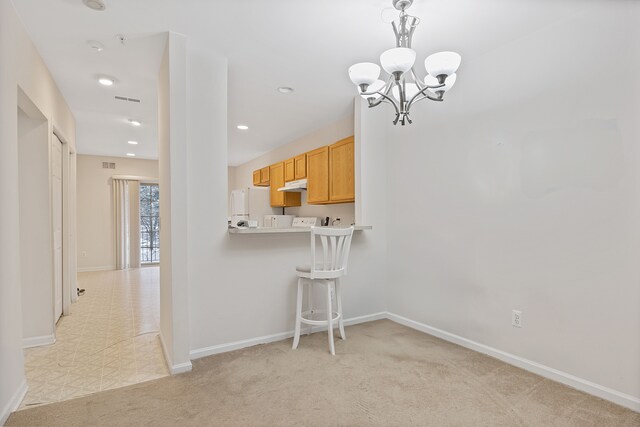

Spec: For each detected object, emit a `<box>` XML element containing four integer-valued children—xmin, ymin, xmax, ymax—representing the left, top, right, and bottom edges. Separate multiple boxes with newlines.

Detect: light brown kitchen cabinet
<box><xmin>306</xmin><ymin>146</ymin><xmax>330</xmax><ymax>204</ymax></box>
<box><xmin>260</xmin><ymin>166</ymin><xmax>270</xmax><ymax>185</ymax></box>
<box><xmin>329</xmin><ymin>136</ymin><xmax>355</xmax><ymax>202</ymax></box>
<box><xmin>269</xmin><ymin>162</ymin><xmax>301</xmax><ymax>207</ymax></box>
<box><xmin>253</xmin><ymin>167</ymin><xmax>270</xmax><ymax>187</ymax></box>
<box><xmin>251</xmin><ymin>136</ymin><xmax>353</xmax><ymax>204</ymax></box>
<box><xmin>284</xmin><ymin>158</ymin><xmax>295</xmax><ymax>182</ymax></box>
<box><xmin>294</xmin><ymin>154</ymin><xmax>307</xmax><ymax>180</ymax></box>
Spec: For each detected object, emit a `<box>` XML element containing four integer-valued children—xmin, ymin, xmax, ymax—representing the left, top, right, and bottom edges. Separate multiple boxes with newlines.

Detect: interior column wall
<box><xmin>158</xmin><ymin>31</ymin><xmax>191</xmax><ymax>372</ymax></box>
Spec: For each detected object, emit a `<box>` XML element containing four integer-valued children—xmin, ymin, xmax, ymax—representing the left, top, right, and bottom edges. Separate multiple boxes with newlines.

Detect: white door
<box><xmin>53</xmin><ymin>134</ymin><xmax>63</xmax><ymax>322</ymax></box>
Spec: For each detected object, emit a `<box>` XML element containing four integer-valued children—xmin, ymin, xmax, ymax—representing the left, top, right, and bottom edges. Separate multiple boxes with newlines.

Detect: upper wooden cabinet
<box><xmin>294</xmin><ymin>154</ymin><xmax>307</xmax><ymax>180</ymax></box>
<box><xmin>253</xmin><ymin>166</ymin><xmax>270</xmax><ymax>187</ymax></box>
<box><xmin>260</xmin><ymin>166</ymin><xmax>270</xmax><ymax>185</ymax></box>
<box><xmin>329</xmin><ymin>136</ymin><xmax>355</xmax><ymax>203</ymax></box>
<box><xmin>269</xmin><ymin>162</ymin><xmax>301</xmax><ymax>207</ymax></box>
<box><xmin>284</xmin><ymin>158</ymin><xmax>295</xmax><ymax>182</ymax></box>
<box><xmin>251</xmin><ymin>136</ymin><xmax>353</xmax><ymax>204</ymax></box>
<box><xmin>306</xmin><ymin>146</ymin><xmax>329</xmax><ymax>204</ymax></box>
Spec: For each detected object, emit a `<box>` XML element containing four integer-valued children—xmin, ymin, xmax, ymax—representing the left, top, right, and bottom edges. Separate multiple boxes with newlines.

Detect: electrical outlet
<box><xmin>512</xmin><ymin>310</ymin><xmax>522</xmax><ymax>328</ymax></box>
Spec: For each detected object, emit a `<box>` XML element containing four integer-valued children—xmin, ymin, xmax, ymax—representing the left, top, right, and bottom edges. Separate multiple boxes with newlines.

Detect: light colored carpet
<box><xmin>7</xmin><ymin>320</ymin><xmax>639</xmax><ymax>426</ymax></box>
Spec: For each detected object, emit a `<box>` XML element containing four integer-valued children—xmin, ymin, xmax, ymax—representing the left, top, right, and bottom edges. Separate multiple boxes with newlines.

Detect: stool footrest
<box><xmin>300</xmin><ymin>309</ymin><xmax>340</xmax><ymax>326</ymax></box>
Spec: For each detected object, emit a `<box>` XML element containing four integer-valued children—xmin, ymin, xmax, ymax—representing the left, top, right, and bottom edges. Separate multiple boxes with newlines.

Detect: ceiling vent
<box><xmin>115</xmin><ymin>96</ymin><xmax>141</xmax><ymax>103</ymax></box>
<box><xmin>83</xmin><ymin>0</ymin><xmax>106</xmax><ymax>11</ymax></box>
<box><xmin>102</xmin><ymin>162</ymin><xmax>116</xmax><ymax>169</ymax></box>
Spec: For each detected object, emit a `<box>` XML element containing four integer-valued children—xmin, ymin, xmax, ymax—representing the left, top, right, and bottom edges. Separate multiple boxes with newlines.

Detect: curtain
<box><xmin>113</xmin><ymin>179</ymin><xmax>141</xmax><ymax>270</ymax></box>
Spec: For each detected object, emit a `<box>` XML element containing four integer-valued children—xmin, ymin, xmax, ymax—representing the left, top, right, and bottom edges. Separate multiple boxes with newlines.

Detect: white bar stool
<box><xmin>292</xmin><ymin>226</ymin><xmax>354</xmax><ymax>355</ymax></box>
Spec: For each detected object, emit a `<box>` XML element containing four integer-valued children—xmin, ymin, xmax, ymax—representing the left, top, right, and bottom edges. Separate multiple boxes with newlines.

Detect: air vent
<box><xmin>114</xmin><ymin>96</ymin><xmax>141</xmax><ymax>103</ymax></box>
<box><xmin>102</xmin><ymin>162</ymin><xmax>116</xmax><ymax>169</ymax></box>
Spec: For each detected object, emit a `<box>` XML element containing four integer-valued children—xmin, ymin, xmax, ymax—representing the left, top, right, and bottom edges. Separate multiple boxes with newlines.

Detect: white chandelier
<box><xmin>348</xmin><ymin>0</ymin><xmax>461</xmax><ymax>125</ymax></box>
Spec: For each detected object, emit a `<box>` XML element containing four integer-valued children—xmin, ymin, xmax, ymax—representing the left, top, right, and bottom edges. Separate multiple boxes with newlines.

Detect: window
<box><xmin>140</xmin><ymin>183</ymin><xmax>160</xmax><ymax>263</ymax></box>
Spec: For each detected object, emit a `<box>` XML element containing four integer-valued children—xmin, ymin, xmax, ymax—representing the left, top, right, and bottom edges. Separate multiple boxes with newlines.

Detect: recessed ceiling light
<box><xmin>83</xmin><ymin>0</ymin><xmax>106</xmax><ymax>11</ymax></box>
<box><xmin>128</xmin><ymin>119</ymin><xmax>141</xmax><ymax>127</ymax></box>
<box><xmin>126</xmin><ymin>153</ymin><xmax>136</xmax><ymax>157</ymax></box>
<box><xmin>237</xmin><ymin>125</ymin><xmax>249</xmax><ymax>130</ymax></box>
<box><xmin>87</xmin><ymin>40</ymin><xmax>104</xmax><ymax>52</ymax></box>
<box><xmin>277</xmin><ymin>87</ymin><xmax>294</xmax><ymax>94</ymax></box>
<box><xmin>98</xmin><ymin>77</ymin><xmax>114</xmax><ymax>86</ymax></box>
<box><xmin>127</xmin><ymin>140</ymin><xmax>138</xmax><ymax>145</ymax></box>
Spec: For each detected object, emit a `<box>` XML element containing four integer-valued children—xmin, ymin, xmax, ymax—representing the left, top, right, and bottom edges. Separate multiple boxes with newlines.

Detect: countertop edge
<box><xmin>228</xmin><ymin>225</ymin><xmax>372</xmax><ymax>234</ymax></box>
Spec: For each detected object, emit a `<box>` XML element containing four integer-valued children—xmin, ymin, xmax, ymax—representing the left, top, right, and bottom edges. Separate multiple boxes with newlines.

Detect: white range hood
<box><xmin>277</xmin><ymin>179</ymin><xmax>307</xmax><ymax>192</ymax></box>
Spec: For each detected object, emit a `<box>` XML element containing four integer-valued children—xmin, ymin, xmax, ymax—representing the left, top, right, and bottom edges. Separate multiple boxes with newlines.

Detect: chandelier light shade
<box><xmin>380</xmin><ymin>48</ymin><xmax>416</xmax><ymax>75</ymax></box>
<box><xmin>347</xmin><ymin>0</ymin><xmax>461</xmax><ymax>125</ymax></box>
<box><xmin>348</xmin><ymin>63</ymin><xmax>381</xmax><ymax>87</ymax></box>
<box><xmin>424</xmin><ymin>52</ymin><xmax>462</xmax><ymax>79</ymax></box>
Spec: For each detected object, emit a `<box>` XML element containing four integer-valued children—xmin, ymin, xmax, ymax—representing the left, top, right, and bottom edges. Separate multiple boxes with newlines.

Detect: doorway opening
<box><xmin>17</xmin><ymin>32</ymin><xmax>175</xmax><ymax>411</ymax></box>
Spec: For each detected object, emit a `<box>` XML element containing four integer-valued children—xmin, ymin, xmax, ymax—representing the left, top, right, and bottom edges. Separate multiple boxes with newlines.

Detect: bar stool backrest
<box><xmin>309</xmin><ymin>226</ymin><xmax>354</xmax><ymax>280</ymax></box>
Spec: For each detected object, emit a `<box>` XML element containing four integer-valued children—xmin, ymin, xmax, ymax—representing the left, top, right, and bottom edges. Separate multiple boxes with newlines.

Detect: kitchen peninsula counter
<box><xmin>228</xmin><ymin>225</ymin><xmax>372</xmax><ymax>234</ymax></box>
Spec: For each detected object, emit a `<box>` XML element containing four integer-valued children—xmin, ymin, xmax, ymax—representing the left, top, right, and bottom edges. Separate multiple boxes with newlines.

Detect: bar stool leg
<box><xmin>292</xmin><ymin>278</ymin><xmax>303</xmax><ymax>350</ymax></box>
<box><xmin>326</xmin><ymin>282</ymin><xmax>335</xmax><ymax>355</ymax></box>
<box><xmin>306</xmin><ymin>281</ymin><xmax>313</xmax><ymax>336</ymax></box>
<box><xmin>335</xmin><ymin>279</ymin><xmax>346</xmax><ymax>340</ymax></box>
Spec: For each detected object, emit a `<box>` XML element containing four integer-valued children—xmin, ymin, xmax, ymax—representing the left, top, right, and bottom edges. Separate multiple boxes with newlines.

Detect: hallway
<box><xmin>20</xmin><ymin>268</ymin><xmax>168</xmax><ymax>409</ymax></box>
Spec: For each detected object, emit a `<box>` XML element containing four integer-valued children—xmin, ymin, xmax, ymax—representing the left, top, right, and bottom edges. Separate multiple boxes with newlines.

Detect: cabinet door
<box><xmin>270</xmin><ymin>162</ymin><xmax>301</xmax><ymax>207</ymax></box>
<box><xmin>252</xmin><ymin>170</ymin><xmax>261</xmax><ymax>186</ymax></box>
<box><xmin>306</xmin><ymin>146</ymin><xmax>329</xmax><ymax>204</ymax></box>
<box><xmin>260</xmin><ymin>166</ymin><xmax>270</xmax><ymax>185</ymax></box>
<box><xmin>294</xmin><ymin>154</ymin><xmax>306</xmax><ymax>179</ymax></box>
<box><xmin>329</xmin><ymin>136</ymin><xmax>355</xmax><ymax>202</ymax></box>
<box><xmin>284</xmin><ymin>158</ymin><xmax>295</xmax><ymax>182</ymax></box>
<box><xmin>270</xmin><ymin>163</ymin><xmax>285</xmax><ymax>206</ymax></box>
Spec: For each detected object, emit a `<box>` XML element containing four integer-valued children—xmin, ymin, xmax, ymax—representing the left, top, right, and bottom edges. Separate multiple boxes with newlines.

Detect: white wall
<box><xmin>232</xmin><ymin>116</ymin><xmax>356</xmax><ymax>225</ymax></box>
<box><xmin>0</xmin><ymin>0</ymin><xmax>76</xmax><ymax>423</ymax></box>
<box><xmin>76</xmin><ymin>154</ymin><xmax>158</xmax><ymax>271</ymax></box>
<box><xmin>385</xmin><ymin>0</ymin><xmax>640</xmax><ymax>404</ymax></box>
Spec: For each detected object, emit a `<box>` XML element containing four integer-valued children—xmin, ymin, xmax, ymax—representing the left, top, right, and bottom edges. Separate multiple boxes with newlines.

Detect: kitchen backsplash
<box><xmin>285</xmin><ymin>198</ymin><xmax>355</xmax><ymax>226</ymax></box>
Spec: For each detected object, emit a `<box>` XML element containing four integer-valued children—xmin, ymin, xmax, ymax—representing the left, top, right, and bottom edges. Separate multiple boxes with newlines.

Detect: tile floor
<box><xmin>20</xmin><ymin>267</ymin><xmax>168</xmax><ymax>409</ymax></box>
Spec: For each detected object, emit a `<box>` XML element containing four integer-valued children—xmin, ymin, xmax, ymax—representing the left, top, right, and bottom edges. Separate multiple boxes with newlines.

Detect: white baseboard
<box><xmin>190</xmin><ymin>312</ymin><xmax>387</xmax><ymax>360</ymax></box>
<box><xmin>159</xmin><ymin>332</ymin><xmax>192</xmax><ymax>375</ymax></box>
<box><xmin>0</xmin><ymin>379</ymin><xmax>28</xmax><ymax>425</ymax></box>
<box><xmin>77</xmin><ymin>266</ymin><xmax>114</xmax><ymax>272</ymax></box>
<box><xmin>386</xmin><ymin>312</ymin><xmax>640</xmax><ymax>413</ymax></box>
<box><xmin>23</xmin><ymin>334</ymin><xmax>56</xmax><ymax>348</ymax></box>
<box><xmin>169</xmin><ymin>361</ymin><xmax>193</xmax><ymax>375</ymax></box>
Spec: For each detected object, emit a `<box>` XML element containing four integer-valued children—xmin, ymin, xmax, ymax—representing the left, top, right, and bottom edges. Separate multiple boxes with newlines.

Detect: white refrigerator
<box><xmin>230</xmin><ymin>187</ymin><xmax>274</xmax><ymax>227</ymax></box>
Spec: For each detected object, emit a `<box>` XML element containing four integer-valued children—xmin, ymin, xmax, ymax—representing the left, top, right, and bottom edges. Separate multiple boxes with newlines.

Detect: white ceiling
<box><xmin>12</xmin><ymin>0</ymin><xmax>597</xmax><ymax>165</ymax></box>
